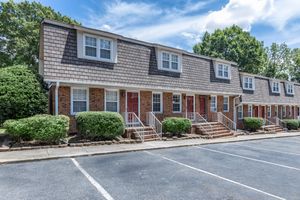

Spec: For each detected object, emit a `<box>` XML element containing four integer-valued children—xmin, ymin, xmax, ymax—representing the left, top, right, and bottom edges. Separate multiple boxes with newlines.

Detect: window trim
<box><xmin>223</xmin><ymin>96</ymin><xmax>229</xmax><ymax>112</ymax></box>
<box><xmin>283</xmin><ymin>106</ymin><xmax>286</xmax><ymax>117</ymax></box>
<box><xmin>238</xmin><ymin>105</ymin><xmax>243</xmax><ymax>120</ymax></box>
<box><xmin>159</xmin><ymin>51</ymin><xmax>182</xmax><ymax>73</ymax></box>
<box><xmin>83</xmin><ymin>33</ymin><xmax>114</xmax><ymax>62</ymax></box>
<box><xmin>243</xmin><ymin>76</ymin><xmax>255</xmax><ymax>90</ymax></box>
<box><xmin>267</xmin><ymin>105</ymin><xmax>271</xmax><ymax>118</ymax></box>
<box><xmin>210</xmin><ymin>95</ymin><xmax>217</xmax><ymax>112</ymax></box>
<box><xmin>215</xmin><ymin>63</ymin><xmax>231</xmax><ymax>80</ymax></box>
<box><xmin>104</xmin><ymin>89</ymin><xmax>119</xmax><ymax>112</ymax></box>
<box><xmin>286</xmin><ymin>83</ymin><xmax>294</xmax><ymax>95</ymax></box>
<box><xmin>248</xmin><ymin>104</ymin><xmax>253</xmax><ymax>117</ymax></box>
<box><xmin>275</xmin><ymin>105</ymin><xmax>278</xmax><ymax>117</ymax></box>
<box><xmin>271</xmin><ymin>81</ymin><xmax>281</xmax><ymax>93</ymax></box>
<box><xmin>152</xmin><ymin>92</ymin><xmax>163</xmax><ymax>113</ymax></box>
<box><xmin>172</xmin><ymin>93</ymin><xmax>182</xmax><ymax>113</ymax></box>
<box><xmin>70</xmin><ymin>87</ymin><xmax>89</xmax><ymax>115</ymax></box>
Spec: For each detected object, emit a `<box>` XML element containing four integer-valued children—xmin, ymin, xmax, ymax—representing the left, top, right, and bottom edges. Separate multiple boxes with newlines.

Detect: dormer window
<box><xmin>243</xmin><ymin>76</ymin><xmax>254</xmax><ymax>90</ymax></box>
<box><xmin>286</xmin><ymin>83</ymin><xmax>294</xmax><ymax>95</ymax></box>
<box><xmin>159</xmin><ymin>51</ymin><xmax>181</xmax><ymax>72</ymax></box>
<box><xmin>216</xmin><ymin>63</ymin><xmax>230</xmax><ymax>79</ymax></box>
<box><xmin>81</xmin><ymin>33</ymin><xmax>116</xmax><ymax>63</ymax></box>
<box><xmin>272</xmin><ymin>81</ymin><xmax>280</xmax><ymax>93</ymax></box>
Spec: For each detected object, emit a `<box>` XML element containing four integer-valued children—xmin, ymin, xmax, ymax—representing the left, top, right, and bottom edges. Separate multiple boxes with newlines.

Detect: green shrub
<box><xmin>244</xmin><ymin>117</ymin><xmax>263</xmax><ymax>132</ymax></box>
<box><xmin>283</xmin><ymin>119</ymin><xmax>299</xmax><ymax>130</ymax></box>
<box><xmin>0</xmin><ymin>65</ymin><xmax>48</xmax><ymax>124</ymax></box>
<box><xmin>76</xmin><ymin>112</ymin><xmax>125</xmax><ymax>140</ymax></box>
<box><xmin>162</xmin><ymin>117</ymin><xmax>192</xmax><ymax>135</ymax></box>
<box><xmin>3</xmin><ymin>115</ymin><xmax>69</xmax><ymax>143</ymax></box>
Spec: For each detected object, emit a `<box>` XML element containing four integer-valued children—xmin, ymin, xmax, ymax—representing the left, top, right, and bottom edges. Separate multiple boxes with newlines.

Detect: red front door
<box><xmin>187</xmin><ymin>96</ymin><xmax>194</xmax><ymax>113</ymax></box>
<box><xmin>127</xmin><ymin>92</ymin><xmax>139</xmax><ymax>115</ymax></box>
<box><xmin>199</xmin><ymin>96</ymin><xmax>206</xmax><ymax>116</ymax></box>
<box><xmin>261</xmin><ymin>106</ymin><xmax>265</xmax><ymax>118</ymax></box>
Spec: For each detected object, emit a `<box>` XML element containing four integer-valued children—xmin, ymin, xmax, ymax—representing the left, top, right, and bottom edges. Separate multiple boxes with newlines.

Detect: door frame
<box><xmin>125</xmin><ymin>90</ymin><xmax>140</xmax><ymax>117</ymax></box>
<box><xmin>186</xmin><ymin>94</ymin><xmax>195</xmax><ymax>120</ymax></box>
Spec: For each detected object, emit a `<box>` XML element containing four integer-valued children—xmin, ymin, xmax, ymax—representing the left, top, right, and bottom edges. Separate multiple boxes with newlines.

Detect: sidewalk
<box><xmin>1</xmin><ymin>132</ymin><xmax>300</xmax><ymax>164</ymax></box>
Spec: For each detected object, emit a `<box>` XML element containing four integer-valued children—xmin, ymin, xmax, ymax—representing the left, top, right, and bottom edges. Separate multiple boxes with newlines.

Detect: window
<box><xmin>223</xmin><ymin>96</ymin><xmax>229</xmax><ymax>112</ymax></box>
<box><xmin>172</xmin><ymin>94</ymin><xmax>181</xmax><ymax>113</ymax></box>
<box><xmin>83</xmin><ymin>34</ymin><xmax>114</xmax><ymax>62</ymax></box>
<box><xmin>152</xmin><ymin>93</ymin><xmax>162</xmax><ymax>113</ymax></box>
<box><xmin>243</xmin><ymin>77</ymin><xmax>254</xmax><ymax>90</ymax></box>
<box><xmin>289</xmin><ymin>105</ymin><xmax>292</xmax><ymax>116</ymax></box>
<box><xmin>160</xmin><ymin>51</ymin><xmax>181</xmax><ymax>72</ymax></box>
<box><xmin>272</xmin><ymin>81</ymin><xmax>280</xmax><ymax>93</ymax></box>
<box><xmin>216</xmin><ymin>63</ymin><xmax>230</xmax><ymax>79</ymax></box>
<box><xmin>210</xmin><ymin>96</ymin><xmax>217</xmax><ymax>112</ymax></box>
<box><xmin>267</xmin><ymin>105</ymin><xmax>271</xmax><ymax>118</ymax></box>
<box><xmin>238</xmin><ymin>105</ymin><xmax>243</xmax><ymax>119</ymax></box>
<box><xmin>105</xmin><ymin>90</ymin><xmax>119</xmax><ymax>112</ymax></box>
<box><xmin>84</xmin><ymin>36</ymin><xmax>97</xmax><ymax>57</ymax></box>
<box><xmin>71</xmin><ymin>88</ymin><xmax>88</xmax><ymax>114</ymax></box>
<box><xmin>248</xmin><ymin>105</ymin><xmax>252</xmax><ymax>117</ymax></box>
<box><xmin>283</xmin><ymin>106</ymin><xmax>286</xmax><ymax>117</ymax></box>
<box><xmin>287</xmin><ymin>83</ymin><xmax>294</xmax><ymax>94</ymax></box>
<box><xmin>275</xmin><ymin>105</ymin><xmax>278</xmax><ymax>117</ymax></box>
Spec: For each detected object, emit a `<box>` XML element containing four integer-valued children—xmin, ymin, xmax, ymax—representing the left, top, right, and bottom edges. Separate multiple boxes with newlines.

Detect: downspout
<box><xmin>233</xmin><ymin>95</ymin><xmax>242</xmax><ymax>130</ymax></box>
<box><xmin>55</xmin><ymin>81</ymin><xmax>60</xmax><ymax>115</ymax></box>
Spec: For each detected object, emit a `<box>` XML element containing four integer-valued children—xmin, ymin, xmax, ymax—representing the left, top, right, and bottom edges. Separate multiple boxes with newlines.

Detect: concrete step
<box><xmin>201</xmin><ymin>132</ymin><xmax>234</xmax><ymax>139</ymax></box>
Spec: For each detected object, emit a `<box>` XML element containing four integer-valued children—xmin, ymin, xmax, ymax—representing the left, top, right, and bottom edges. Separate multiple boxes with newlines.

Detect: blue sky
<box><xmin>7</xmin><ymin>0</ymin><xmax>300</xmax><ymax>51</ymax></box>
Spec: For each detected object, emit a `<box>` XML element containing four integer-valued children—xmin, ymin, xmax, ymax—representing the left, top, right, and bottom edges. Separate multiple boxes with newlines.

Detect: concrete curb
<box><xmin>1</xmin><ymin>133</ymin><xmax>300</xmax><ymax>165</ymax></box>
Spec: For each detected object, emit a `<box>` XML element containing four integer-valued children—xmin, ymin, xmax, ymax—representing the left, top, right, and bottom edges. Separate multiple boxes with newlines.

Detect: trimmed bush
<box><xmin>0</xmin><ymin>65</ymin><xmax>48</xmax><ymax>124</ymax></box>
<box><xmin>283</xmin><ymin>119</ymin><xmax>299</xmax><ymax>130</ymax></box>
<box><xmin>162</xmin><ymin>117</ymin><xmax>192</xmax><ymax>136</ymax></box>
<box><xmin>244</xmin><ymin>117</ymin><xmax>263</xmax><ymax>132</ymax></box>
<box><xmin>76</xmin><ymin>112</ymin><xmax>125</xmax><ymax>140</ymax></box>
<box><xmin>3</xmin><ymin>115</ymin><xmax>69</xmax><ymax>143</ymax></box>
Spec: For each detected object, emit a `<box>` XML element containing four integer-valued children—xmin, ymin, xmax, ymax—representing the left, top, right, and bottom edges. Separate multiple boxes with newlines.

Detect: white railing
<box><xmin>195</xmin><ymin>112</ymin><xmax>214</xmax><ymax>137</ymax></box>
<box><xmin>146</xmin><ymin>112</ymin><xmax>162</xmax><ymax>139</ymax></box>
<box><xmin>274</xmin><ymin>117</ymin><xmax>286</xmax><ymax>130</ymax></box>
<box><xmin>122</xmin><ymin>112</ymin><xmax>145</xmax><ymax>142</ymax></box>
<box><xmin>262</xmin><ymin>118</ymin><xmax>276</xmax><ymax>133</ymax></box>
<box><xmin>217</xmin><ymin>112</ymin><xmax>237</xmax><ymax>131</ymax></box>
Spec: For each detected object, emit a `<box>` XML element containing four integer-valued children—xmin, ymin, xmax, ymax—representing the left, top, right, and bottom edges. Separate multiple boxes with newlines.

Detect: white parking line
<box><xmin>232</xmin><ymin>143</ymin><xmax>300</xmax><ymax>156</ymax></box>
<box><xmin>71</xmin><ymin>158</ymin><xmax>114</xmax><ymax>200</ymax></box>
<box><xmin>145</xmin><ymin>151</ymin><xmax>285</xmax><ymax>200</ymax></box>
<box><xmin>194</xmin><ymin>146</ymin><xmax>300</xmax><ymax>171</ymax></box>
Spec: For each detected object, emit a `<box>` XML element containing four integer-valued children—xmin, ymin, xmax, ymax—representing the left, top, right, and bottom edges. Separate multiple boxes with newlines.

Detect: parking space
<box><xmin>1</xmin><ymin>136</ymin><xmax>300</xmax><ymax>200</ymax></box>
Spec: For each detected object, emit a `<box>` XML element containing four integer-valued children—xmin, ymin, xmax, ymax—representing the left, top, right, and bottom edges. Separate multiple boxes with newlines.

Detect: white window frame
<box><xmin>159</xmin><ymin>51</ymin><xmax>182</xmax><ymax>73</ymax></box>
<box><xmin>243</xmin><ymin>76</ymin><xmax>255</xmax><ymax>90</ymax></box>
<box><xmin>271</xmin><ymin>81</ymin><xmax>280</xmax><ymax>93</ymax></box>
<box><xmin>152</xmin><ymin>92</ymin><xmax>163</xmax><ymax>113</ymax></box>
<box><xmin>248</xmin><ymin>104</ymin><xmax>253</xmax><ymax>117</ymax></box>
<box><xmin>283</xmin><ymin>106</ymin><xmax>286</xmax><ymax>117</ymax></box>
<box><xmin>267</xmin><ymin>105</ymin><xmax>271</xmax><ymax>118</ymax></box>
<box><xmin>104</xmin><ymin>89</ymin><xmax>119</xmax><ymax>112</ymax></box>
<box><xmin>172</xmin><ymin>93</ymin><xmax>182</xmax><ymax>113</ymax></box>
<box><xmin>223</xmin><ymin>96</ymin><xmax>229</xmax><ymax>112</ymax></box>
<box><xmin>238</xmin><ymin>105</ymin><xmax>243</xmax><ymax>120</ymax></box>
<box><xmin>83</xmin><ymin>33</ymin><xmax>115</xmax><ymax>62</ymax></box>
<box><xmin>215</xmin><ymin>63</ymin><xmax>231</xmax><ymax>80</ymax></box>
<box><xmin>286</xmin><ymin>83</ymin><xmax>294</xmax><ymax>95</ymax></box>
<box><xmin>210</xmin><ymin>95</ymin><xmax>217</xmax><ymax>112</ymax></box>
<box><xmin>71</xmin><ymin>87</ymin><xmax>89</xmax><ymax>115</ymax></box>
<box><xmin>275</xmin><ymin>105</ymin><xmax>278</xmax><ymax>117</ymax></box>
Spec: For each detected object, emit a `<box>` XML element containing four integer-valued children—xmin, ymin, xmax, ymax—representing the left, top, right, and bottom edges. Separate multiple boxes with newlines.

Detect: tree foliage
<box><xmin>0</xmin><ymin>0</ymin><xmax>80</xmax><ymax>70</ymax></box>
<box><xmin>193</xmin><ymin>25</ymin><xmax>267</xmax><ymax>74</ymax></box>
<box><xmin>0</xmin><ymin>65</ymin><xmax>48</xmax><ymax>124</ymax></box>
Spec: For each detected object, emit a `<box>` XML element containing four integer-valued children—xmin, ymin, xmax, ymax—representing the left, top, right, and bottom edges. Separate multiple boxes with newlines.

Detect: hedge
<box><xmin>0</xmin><ymin>65</ymin><xmax>48</xmax><ymax>124</ymax></box>
<box><xmin>3</xmin><ymin>114</ymin><xmax>69</xmax><ymax>143</ymax></box>
<box><xmin>283</xmin><ymin>119</ymin><xmax>299</xmax><ymax>130</ymax></box>
<box><xmin>162</xmin><ymin>117</ymin><xmax>191</xmax><ymax>135</ymax></box>
<box><xmin>244</xmin><ymin>117</ymin><xmax>263</xmax><ymax>132</ymax></box>
<box><xmin>76</xmin><ymin>112</ymin><xmax>125</xmax><ymax>140</ymax></box>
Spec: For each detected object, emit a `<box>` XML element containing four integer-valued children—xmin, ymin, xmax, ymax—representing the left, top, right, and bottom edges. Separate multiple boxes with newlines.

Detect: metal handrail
<box><xmin>122</xmin><ymin>112</ymin><xmax>145</xmax><ymax>142</ymax></box>
<box><xmin>263</xmin><ymin>118</ymin><xmax>276</xmax><ymax>133</ymax></box>
<box><xmin>217</xmin><ymin>112</ymin><xmax>237</xmax><ymax>131</ymax></box>
<box><xmin>146</xmin><ymin>112</ymin><xmax>162</xmax><ymax>140</ymax></box>
<box><xmin>194</xmin><ymin>112</ymin><xmax>214</xmax><ymax>138</ymax></box>
<box><xmin>274</xmin><ymin>117</ymin><xmax>286</xmax><ymax>129</ymax></box>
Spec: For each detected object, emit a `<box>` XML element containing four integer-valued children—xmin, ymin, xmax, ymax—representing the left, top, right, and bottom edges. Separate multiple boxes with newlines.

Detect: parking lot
<box><xmin>1</xmin><ymin>136</ymin><xmax>300</xmax><ymax>200</ymax></box>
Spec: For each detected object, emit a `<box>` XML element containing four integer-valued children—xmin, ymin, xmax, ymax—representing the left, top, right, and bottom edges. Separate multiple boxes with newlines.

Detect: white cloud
<box><xmin>83</xmin><ymin>0</ymin><xmax>300</xmax><ymax>50</ymax></box>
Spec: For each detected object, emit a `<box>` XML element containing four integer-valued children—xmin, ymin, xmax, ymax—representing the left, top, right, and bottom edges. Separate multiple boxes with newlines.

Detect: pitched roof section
<box><xmin>40</xmin><ymin>20</ymin><xmax>242</xmax><ymax>95</ymax></box>
<box><xmin>241</xmin><ymin>75</ymin><xmax>300</xmax><ymax>105</ymax></box>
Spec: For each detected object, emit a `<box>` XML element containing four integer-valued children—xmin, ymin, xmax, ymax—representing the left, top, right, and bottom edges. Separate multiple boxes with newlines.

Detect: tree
<box><xmin>0</xmin><ymin>0</ymin><xmax>80</xmax><ymax>70</ymax></box>
<box><xmin>0</xmin><ymin>65</ymin><xmax>48</xmax><ymax>124</ymax></box>
<box><xmin>290</xmin><ymin>48</ymin><xmax>300</xmax><ymax>82</ymax></box>
<box><xmin>193</xmin><ymin>25</ymin><xmax>267</xmax><ymax>74</ymax></box>
<box><xmin>263</xmin><ymin>43</ymin><xmax>292</xmax><ymax>80</ymax></box>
